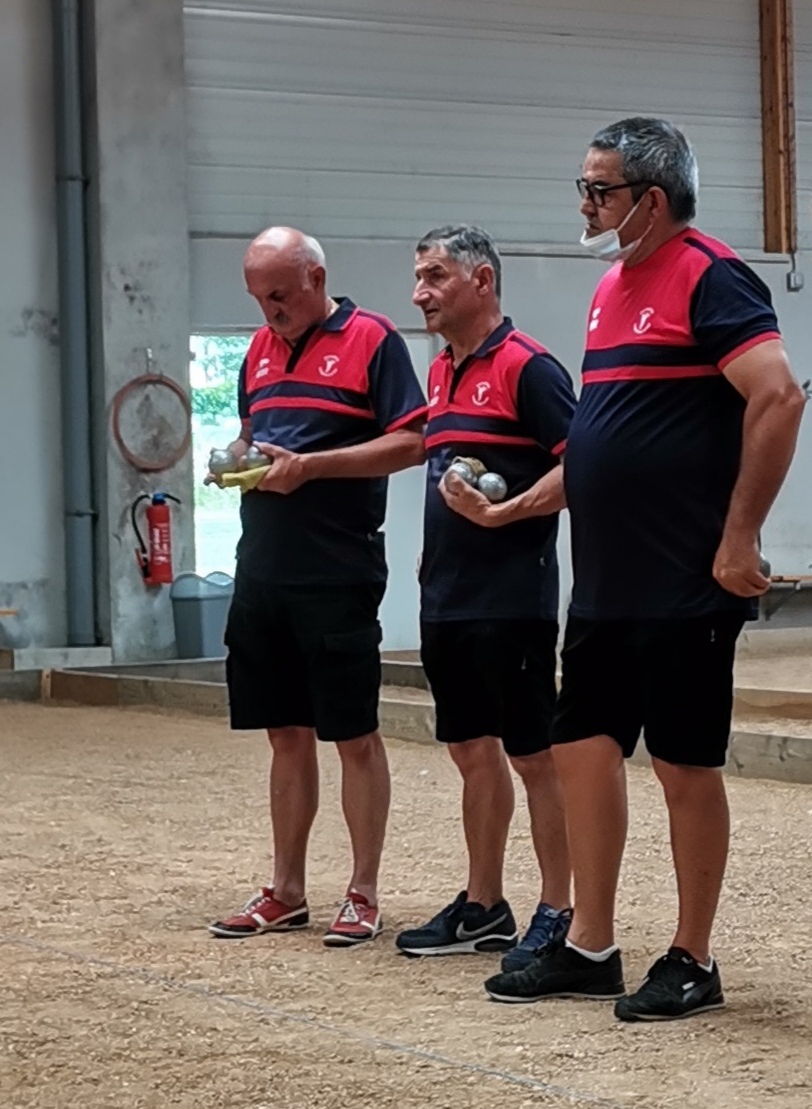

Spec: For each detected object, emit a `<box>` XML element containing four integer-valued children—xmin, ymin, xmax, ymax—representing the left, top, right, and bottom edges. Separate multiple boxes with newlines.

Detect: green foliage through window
<box><xmin>191</xmin><ymin>379</ymin><xmax>239</xmax><ymax>423</ymax></box>
<box><xmin>190</xmin><ymin>333</ymin><xmax>250</xmax><ymax>424</ymax></box>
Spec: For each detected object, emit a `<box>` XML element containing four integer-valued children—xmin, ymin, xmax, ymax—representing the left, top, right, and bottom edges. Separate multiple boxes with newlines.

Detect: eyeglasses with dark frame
<box><xmin>575</xmin><ymin>178</ymin><xmax>652</xmax><ymax>208</ymax></box>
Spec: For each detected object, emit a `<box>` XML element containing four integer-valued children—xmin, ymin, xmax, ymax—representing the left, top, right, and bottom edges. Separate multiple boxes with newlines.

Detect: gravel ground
<box><xmin>1</xmin><ymin>701</ymin><xmax>811</xmax><ymax>1109</ymax></box>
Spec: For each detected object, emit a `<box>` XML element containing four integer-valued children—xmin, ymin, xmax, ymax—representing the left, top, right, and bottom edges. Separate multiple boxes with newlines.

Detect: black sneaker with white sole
<box><xmin>396</xmin><ymin>891</ymin><xmax>518</xmax><ymax>957</ymax></box>
<box><xmin>484</xmin><ymin>938</ymin><xmax>625</xmax><ymax>1002</ymax></box>
<box><xmin>614</xmin><ymin>947</ymin><xmax>725</xmax><ymax>1022</ymax></box>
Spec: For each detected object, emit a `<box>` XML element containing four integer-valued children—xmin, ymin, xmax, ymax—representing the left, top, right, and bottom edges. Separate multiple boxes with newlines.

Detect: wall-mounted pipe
<box><xmin>52</xmin><ymin>0</ymin><xmax>96</xmax><ymax>645</ymax></box>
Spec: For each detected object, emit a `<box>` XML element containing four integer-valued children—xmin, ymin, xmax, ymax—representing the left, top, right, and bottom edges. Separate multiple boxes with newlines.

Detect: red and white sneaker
<box><xmin>208</xmin><ymin>887</ymin><xmax>309</xmax><ymax>939</ymax></box>
<box><xmin>323</xmin><ymin>890</ymin><xmax>382</xmax><ymax>947</ymax></box>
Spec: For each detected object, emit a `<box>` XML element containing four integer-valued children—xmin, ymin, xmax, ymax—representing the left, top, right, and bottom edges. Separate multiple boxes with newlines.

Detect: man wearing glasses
<box><xmin>450</xmin><ymin>117</ymin><xmax>804</xmax><ymax>1020</ymax></box>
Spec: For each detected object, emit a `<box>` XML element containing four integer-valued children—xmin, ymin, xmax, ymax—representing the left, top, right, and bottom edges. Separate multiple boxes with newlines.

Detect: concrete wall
<box><xmin>0</xmin><ymin>0</ymin><xmax>65</xmax><ymax>649</ymax></box>
<box><xmin>84</xmin><ymin>0</ymin><xmax>194</xmax><ymax>661</ymax></box>
<box><xmin>0</xmin><ymin>0</ymin><xmax>193</xmax><ymax>661</ymax></box>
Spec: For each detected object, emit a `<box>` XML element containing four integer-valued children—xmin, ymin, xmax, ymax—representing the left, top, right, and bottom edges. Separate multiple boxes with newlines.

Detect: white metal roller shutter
<box><xmin>184</xmin><ymin>0</ymin><xmax>769</xmax><ymax>251</ymax></box>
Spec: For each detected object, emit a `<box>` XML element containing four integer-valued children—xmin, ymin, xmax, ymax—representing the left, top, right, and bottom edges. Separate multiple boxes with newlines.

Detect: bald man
<box><xmin>209</xmin><ymin>228</ymin><xmax>426</xmax><ymax>947</ymax></box>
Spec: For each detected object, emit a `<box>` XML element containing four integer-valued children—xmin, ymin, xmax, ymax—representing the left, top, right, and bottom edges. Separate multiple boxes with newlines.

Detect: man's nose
<box><xmin>413</xmin><ymin>284</ymin><xmax>430</xmax><ymax>305</ymax></box>
<box><xmin>579</xmin><ymin>194</ymin><xmax>596</xmax><ymax>219</ymax></box>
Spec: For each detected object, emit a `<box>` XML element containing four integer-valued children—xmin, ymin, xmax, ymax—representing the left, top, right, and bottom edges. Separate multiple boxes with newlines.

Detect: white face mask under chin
<box><xmin>580</xmin><ymin>196</ymin><xmax>650</xmax><ymax>263</ymax></box>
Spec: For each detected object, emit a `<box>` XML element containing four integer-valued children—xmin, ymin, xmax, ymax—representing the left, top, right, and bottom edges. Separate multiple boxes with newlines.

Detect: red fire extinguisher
<box><xmin>131</xmin><ymin>492</ymin><xmax>181</xmax><ymax>586</ymax></box>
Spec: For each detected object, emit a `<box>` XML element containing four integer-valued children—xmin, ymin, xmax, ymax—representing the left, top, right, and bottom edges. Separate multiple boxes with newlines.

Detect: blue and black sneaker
<box><xmin>500</xmin><ymin>903</ymin><xmax>572</xmax><ymax>972</ymax></box>
<box><xmin>396</xmin><ymin>891</ymin><xmax>518</xmax><ymax>957</ymax></box>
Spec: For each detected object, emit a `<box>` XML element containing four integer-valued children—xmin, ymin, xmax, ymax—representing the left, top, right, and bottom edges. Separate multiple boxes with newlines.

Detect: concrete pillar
<box><xmin>84</xmin><ymin>0</ymin><xmax>194</xmax><ymax>661</ymax></box>
<box><xmin>0</xmin><ymin>0</ymin><xmax>65</xmax><ymax>650</ymax></box>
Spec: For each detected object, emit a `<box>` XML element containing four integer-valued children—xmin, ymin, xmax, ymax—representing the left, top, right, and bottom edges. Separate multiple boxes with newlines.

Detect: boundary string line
<box><xmin>0</xmin><ymin>934</ymin><xmax>633</xmax><ymax>1109</ymax></box>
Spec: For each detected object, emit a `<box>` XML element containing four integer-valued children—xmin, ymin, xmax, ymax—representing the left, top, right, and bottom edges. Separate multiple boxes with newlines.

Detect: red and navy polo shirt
<box><xmin>421</xmin><ymin>318</ymin><xmax>576</xmax><ymax>621</ymax></box>
<box><xmin>565</xmin><ymin>228</ymin><xmax>781</xmax><ymax>621</ymax></box>
<box><xmin>236</xmin><ymin>297</ymin><xmax>426</xmax><ymax>584</ymax></box>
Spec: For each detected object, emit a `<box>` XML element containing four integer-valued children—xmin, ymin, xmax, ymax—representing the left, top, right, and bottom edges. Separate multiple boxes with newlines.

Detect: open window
<box><xmin>190</xmin><ymin>333</ymin><xmax>250</xmax><ymax>576</ymax></box>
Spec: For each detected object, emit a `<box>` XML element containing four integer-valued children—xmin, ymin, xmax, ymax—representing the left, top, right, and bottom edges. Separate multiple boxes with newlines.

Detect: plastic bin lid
<box><xmin>170</xmin><ymin>571</ymin><xmax>235</xmax><ymax>600</ymax></box>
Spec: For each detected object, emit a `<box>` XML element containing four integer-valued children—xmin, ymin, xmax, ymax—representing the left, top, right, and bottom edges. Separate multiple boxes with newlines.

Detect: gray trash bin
<box><xmin>171</xmin><ymin>571</ymin><xmax>234</xmax><ymax>659</ymax></box>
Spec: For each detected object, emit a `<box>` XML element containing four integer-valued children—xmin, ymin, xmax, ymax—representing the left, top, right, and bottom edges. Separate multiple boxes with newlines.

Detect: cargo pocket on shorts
<box><xmin>317</xmin><ymin>624</ymin><xmax>382</xmax><ymax>738</ymax></box>
<box><xmin>321</xmin><ymin>624</ymin><xmax>383</xmax><ymax>692</ymax></box>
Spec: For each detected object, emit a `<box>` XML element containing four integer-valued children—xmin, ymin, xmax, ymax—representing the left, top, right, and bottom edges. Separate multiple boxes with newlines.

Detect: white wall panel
<box><xmin>187</xmin><ymin>0</ymin><xmax>757</xmax><ymax>48</ymax></box>
<box><xmin>184</xmin><ymin>0</ymin><xmax>766</xmax><ymax>248</ymax></box>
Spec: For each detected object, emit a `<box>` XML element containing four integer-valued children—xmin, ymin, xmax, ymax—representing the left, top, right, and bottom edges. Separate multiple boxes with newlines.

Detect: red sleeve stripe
<box><xmin>425</xmin><ymin>429</ymin><xmax>539</xmax><ymax>450</ymax></box>
<box><xmin>386</xmin><ymin>405</ymin><xmax>428</xmax><ymax>432</ymax></box>
<box><xmin>550</xmin><ymin>439</ymin><xmax>567</xmax><ymax>457</ymax></box>
<box><xmin>582</xmin><ymin>366</ymin><xmax>720</xmax><ymax>384</ymax></box>
<box><xmin>718</xmin><ymin>331</ymin><xmax>782</xmax><ymax>371</ymax></box>
<box><xmin>249</xmin><ymin>397</ymin><xmax>375</xmax><ymax>420</ymax></box>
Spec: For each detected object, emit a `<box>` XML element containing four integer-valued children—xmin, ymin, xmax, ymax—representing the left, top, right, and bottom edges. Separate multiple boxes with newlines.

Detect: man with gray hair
<box><xmin>396</xmin><ymin>225</ymin><xmax>576</xmax><ymax>963</ymax></box>
<box><xmin>208</xmin><ymin>226</ymin><xmax>426</xmax><ymax>947</ymax></box>
<box><xmin>478</xmin><ymin>119</ymin><xmax>805</xmax><ymax>1019</ymax></box>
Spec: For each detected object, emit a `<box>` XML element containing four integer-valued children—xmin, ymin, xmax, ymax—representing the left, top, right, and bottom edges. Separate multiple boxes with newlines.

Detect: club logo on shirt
<box><xmin>588</xmin><ymin>307</ymin><xmax>602</xmax><ymax>332</ymax></box>
<box><xmin>429</xmin><ymin>384</ymin><xmax>441</xmax><ymax>408</ymax></box>
<box><xmin>472</xmin><ymin>381</ymin><xmax>491</xmax><ymax>407</ymax></box>
<box><xmin>633</xmin><ymin>307</ymin><xmax>655</xmax><ymax>335</ymax></box>
<box><xmin>256</xmin><ymin>358</ymin><xmax>270</xmax><ymax>379</ymax></box>
<box><xmin>318</xmin><ymin>354</ymin><xmax>340</xmax><ymax>377</ymax></box>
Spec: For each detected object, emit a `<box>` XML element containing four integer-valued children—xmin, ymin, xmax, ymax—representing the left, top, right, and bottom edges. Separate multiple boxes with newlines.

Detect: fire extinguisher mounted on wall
<box><xmin>131</xmin><ymin>492</ymin><xmax>182</xmax><ymax>586</ymax></box>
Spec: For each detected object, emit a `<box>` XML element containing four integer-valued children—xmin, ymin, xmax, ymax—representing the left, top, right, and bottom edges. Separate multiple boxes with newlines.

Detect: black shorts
<box><xmin>420</xmin><ymin>619</ymin><xmax>558</xmax><ymax>759</ymax></box>
<box><xmin>551</xmin><ymin>614</ymin><xmax>745</xmax><ymax>767</ymax></box>
<box><xmin>225</xmin><ymin>572</ymin><xmax>384</xmax><ymax>742</ymax></box>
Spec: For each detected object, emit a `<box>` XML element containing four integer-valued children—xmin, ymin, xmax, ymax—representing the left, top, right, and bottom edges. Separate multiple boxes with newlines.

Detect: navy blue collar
<box><xmin>321</xmin><ymin>296</ymin><xmax>357</xmax><ymax>332</ymax></box>
<box><xmin>443</xmin><ymin>317</ymin><xmax>514</xmax><ymax>362</ymax></box>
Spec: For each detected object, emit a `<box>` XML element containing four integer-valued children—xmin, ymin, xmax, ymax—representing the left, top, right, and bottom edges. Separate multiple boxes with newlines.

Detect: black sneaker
<box><xmin>395</xmin><ymin>891</ymin><xmax>518</xmax><ymax>957</ymax></box>
<box><xmin>614</xmin><ymin>947</ymin><xmax>725</xmax><ymax>1022</ymax></box>
<box><xmin>484</xmin><ymin>938</ymin><xmax>625</xmax><ymax>1002</ymax></box>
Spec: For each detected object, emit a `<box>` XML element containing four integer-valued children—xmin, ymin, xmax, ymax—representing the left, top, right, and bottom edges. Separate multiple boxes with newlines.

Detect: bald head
<box><xmin>244</xmin><ymin>226</ymin><xmax>330</xmax><ymax>341</ymax></box>
<box><xmin>244</xmin><ymin>226</ymin><xmax>326</xmax><ymax>273</ymax></box>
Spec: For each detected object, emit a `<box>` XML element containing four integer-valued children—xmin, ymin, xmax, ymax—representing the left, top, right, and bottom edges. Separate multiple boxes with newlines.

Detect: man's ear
<box><xmin>648</xmin><ymin>186</ymin><xmax>671</xmax><ymax>221</ymax></box>
<box><xmin>474</xmin><ymin>263</ymin><xmax>496</xmax><ymax>297</ymax></box>
<box><xmin>309</xmin><ymin>264</ymin><xmax>327</xmax><ymax>292</ymax></box>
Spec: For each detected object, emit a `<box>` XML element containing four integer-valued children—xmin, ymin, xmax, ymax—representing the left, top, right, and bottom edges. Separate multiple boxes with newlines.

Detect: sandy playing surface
<box><xmin>1</xmin><ymin>701</ymin><xmax>811</xmax><ymax>1109</ymax></box>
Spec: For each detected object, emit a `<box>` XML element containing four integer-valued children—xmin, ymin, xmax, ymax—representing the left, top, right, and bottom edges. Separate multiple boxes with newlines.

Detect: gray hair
<box><xmin>590</xmin><ymin>117</ymin><xmax>699</xmax><ymax>223</ymax></box>
<box><xmin>301</xmin><ymin>233</ymin><xmax>326</xmax><ymax>268</ymax></box>
<box><xmin>416</xmin><ymin>225</ymin><xmax>502</xmax><ymax>297</ymax></box>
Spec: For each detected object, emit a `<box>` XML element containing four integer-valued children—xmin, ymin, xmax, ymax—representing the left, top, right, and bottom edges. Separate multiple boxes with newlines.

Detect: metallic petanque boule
<box><xmin>477</xmin><ymin>472</ymin><xmax>508</xmax><ymax>503</ymax></box>
<box><xmin>241</xmin><ymin>444</ymin><xmax>269</xmax><ymax>470</ymax></box>
<box><xmin>445</xmin><ymin>459</ymin><xmax>478</xmax><ymax>486</ymax></box>
<box><xmin>208</xmin><ymin>447</ymin><xmax>235</xmax><ymax>476</ymax></box>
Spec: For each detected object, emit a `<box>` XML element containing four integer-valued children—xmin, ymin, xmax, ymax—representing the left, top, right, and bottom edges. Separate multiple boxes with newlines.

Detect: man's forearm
<box><xmin>301</xmin><ymin>428</ymin><xmax>425</xmax><ymax>480</ymax></box>
<box><xmin>488</xmin><ymin>465</ymin><xmax>566</xmax><ymax>525</ymax></box>
<box><xmin>724</xmin><ymin>388</ymin><xmax>804</xmax><ymax>539</ymax></box>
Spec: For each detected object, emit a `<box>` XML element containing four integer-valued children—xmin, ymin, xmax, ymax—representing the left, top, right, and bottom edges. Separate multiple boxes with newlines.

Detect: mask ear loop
<box><xmin>616</xmin><ymin>188</ymin><xmax>650</xmax><ymax>235</ymax></box>
<box><xmin>617</xmin><ymin>188</ymin><xmax>656</xmax><ymax>261</ymax></box>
